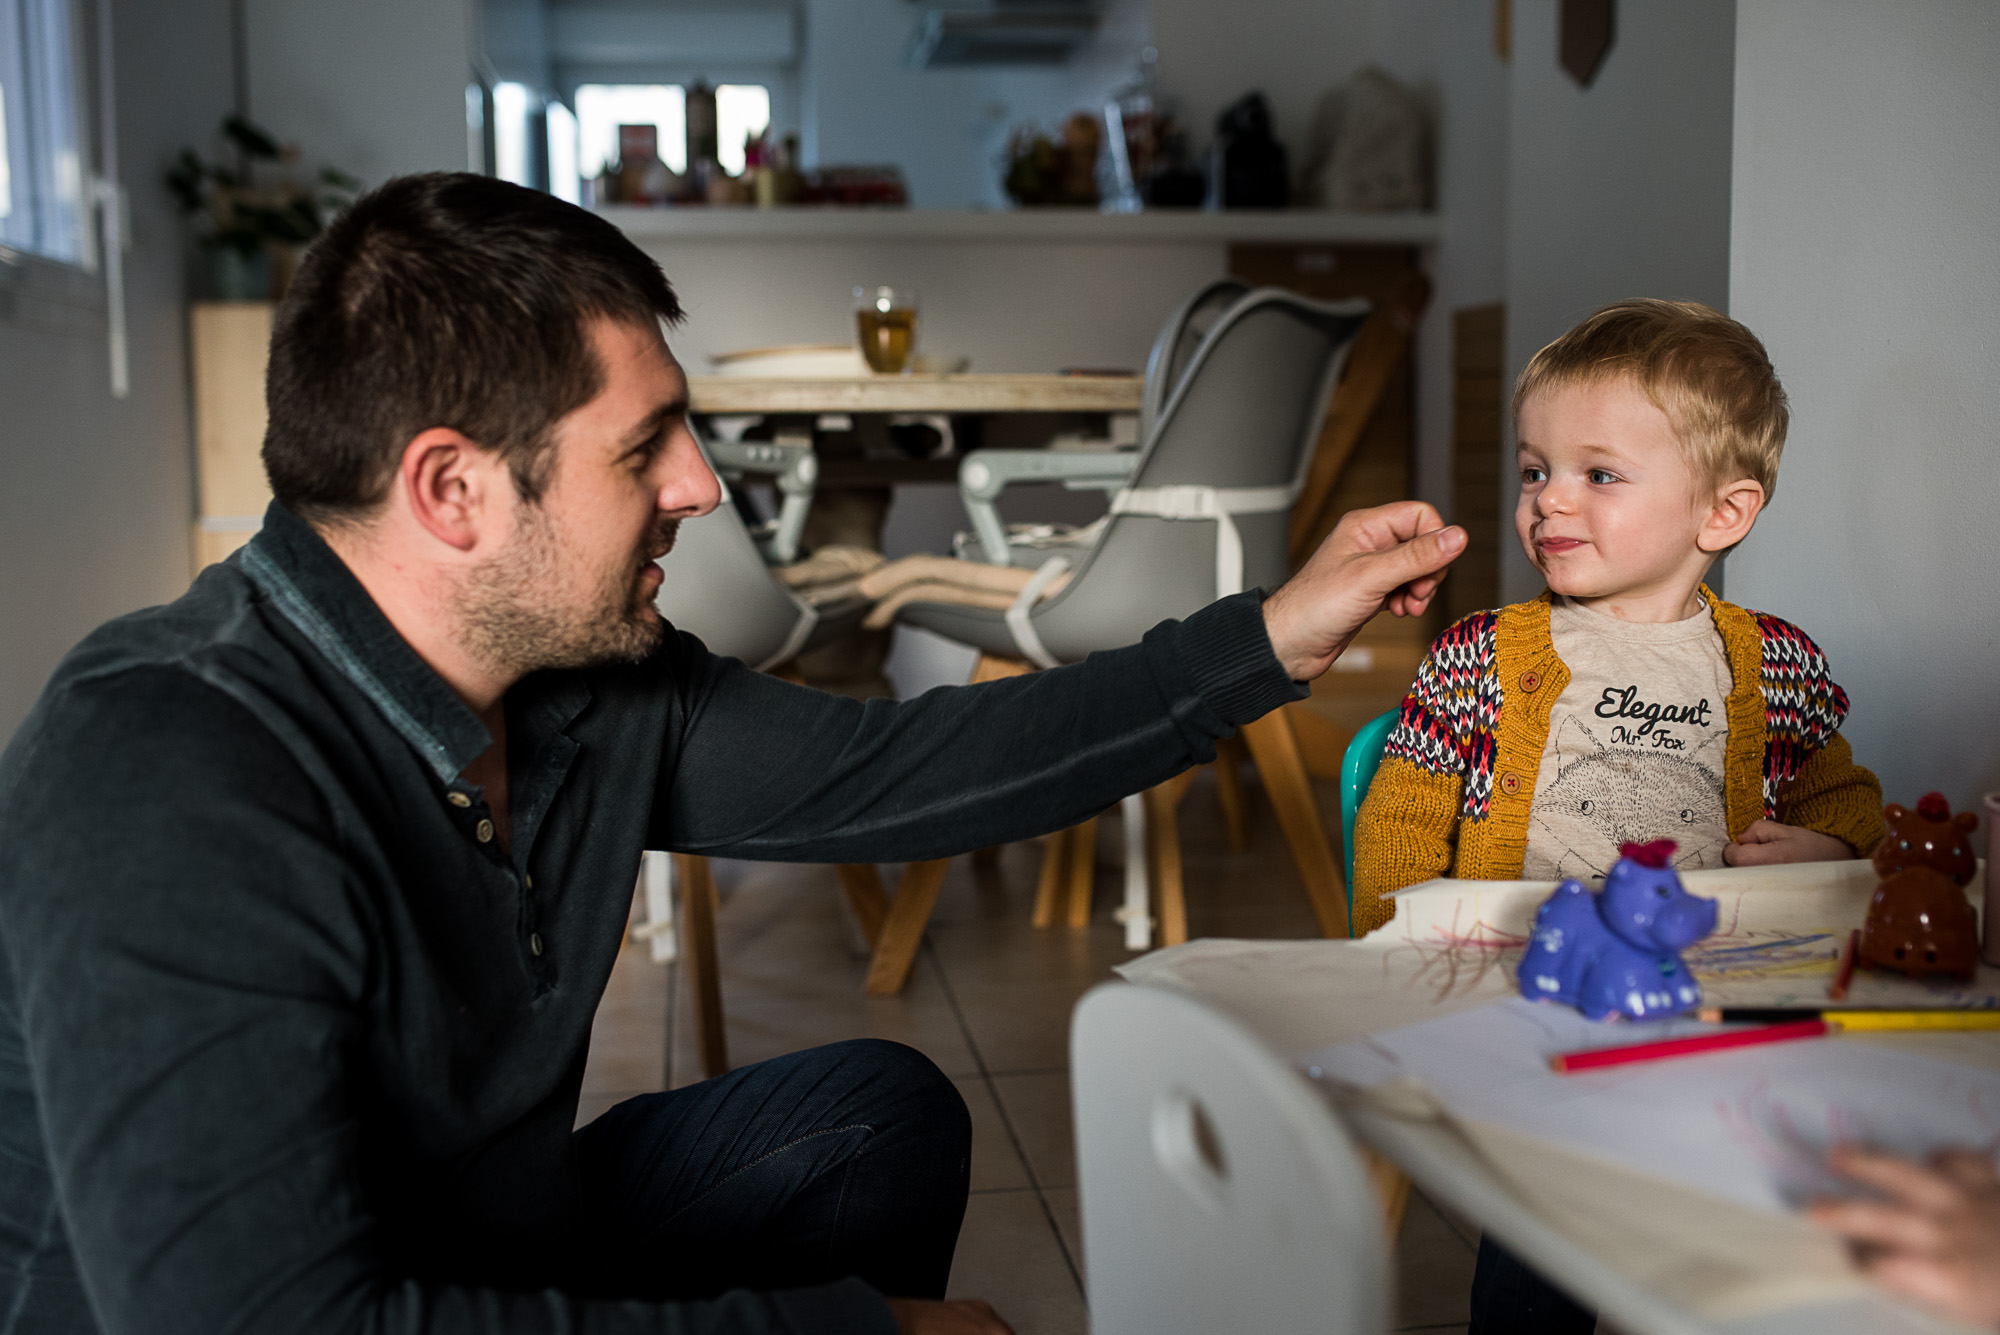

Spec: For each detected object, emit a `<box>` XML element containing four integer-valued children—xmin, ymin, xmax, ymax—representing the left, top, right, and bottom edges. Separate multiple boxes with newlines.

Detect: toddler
<box><xmin>1352</xmin><ymin>299</ymin><xmax>1884</xmax><ymax>937</ymax></box>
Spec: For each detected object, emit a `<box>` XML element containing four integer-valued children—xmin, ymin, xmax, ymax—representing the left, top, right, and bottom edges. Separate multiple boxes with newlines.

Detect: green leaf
<box><xmin>222</xmin><ymin>113</ymin><xmax>285</xmax><ymax>160</ymax></box>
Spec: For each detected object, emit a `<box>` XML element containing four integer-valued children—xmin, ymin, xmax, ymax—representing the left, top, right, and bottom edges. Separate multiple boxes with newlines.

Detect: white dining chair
<box><xmin>899</xmin><ymin>286</ymin><xmax>1371</xmax><ymax>947</ymax></box>
<box><xmin>1072</xmin><ymin>981</ymin><xmax>1390</xmax><ymax>1335</ymax></box>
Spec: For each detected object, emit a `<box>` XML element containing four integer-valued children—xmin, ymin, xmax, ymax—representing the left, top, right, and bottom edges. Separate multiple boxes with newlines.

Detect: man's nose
<box><xmin>659</xmin><ymin>427</ymin><xmax>722</xmax><ymax>518</ymax></box>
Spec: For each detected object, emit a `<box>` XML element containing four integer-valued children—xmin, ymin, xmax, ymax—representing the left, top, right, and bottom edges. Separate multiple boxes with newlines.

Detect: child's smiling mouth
<box><xmin>1537</xmin><ymin>536</ymin><xmax>1587</xmax><ymax>555</ymax></box>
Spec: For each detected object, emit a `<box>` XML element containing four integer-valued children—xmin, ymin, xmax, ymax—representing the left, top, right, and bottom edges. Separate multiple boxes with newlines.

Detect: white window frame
<box><xmin>0</xmin><ymin>0</ymin><xmax>127</xmax><ymax>397</ymax></box>
<box><xmin>558</xmin><ymin>63</ymin><xmax>793</xmax><ymax>164</ymax></box>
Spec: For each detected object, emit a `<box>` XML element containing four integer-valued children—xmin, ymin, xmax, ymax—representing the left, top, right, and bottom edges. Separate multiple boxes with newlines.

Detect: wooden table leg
<box><xmin>1032</xmin><ymin>827</ymin><xmax>1069</xmax><ymax>928</ymax></box>
<box><xmin>835</xmin><ymin>863</ymin><xmax>889</xmax><ymax>948</ymax></box>
<box><xmin>863</xmin><ymin>858</ymin><xmax>951</xmax><ymax>997</ymax></box>
<box><xmin>971</xmin><ymin>652</ymin><xmax>1034</xmax><ymax>684</ymax></box>
<box><xmin>673</xmin><ymin>853</ymin><xmax>730</xmax><ymax>1078</ymax></box>
<box><xmin>1363</xmin><ymin>1148</ymin><xmax>1413</xmax><ymax>1241</ymax></box>
<box><xmin>1066</xmin><ymin>815</ymin><xmax>1099</xmax><ymax>928</ymax></box>
<box><xmin>1142</xmin><ymin>782</ymin><xmax>1189</xmax><ymax>946</ymax></box>
<box><xmin>1238</xmin><ymin>712</ymin><xmax>1352</xmax><ymax>939</ymax></box>
<box><xmin>1213</xmin><ymin>733</ymin><xmax>1252</xmax><ymax>853</ymax></box>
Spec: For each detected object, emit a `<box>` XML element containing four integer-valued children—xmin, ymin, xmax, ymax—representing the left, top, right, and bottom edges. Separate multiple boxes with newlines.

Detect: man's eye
<box><xmin>1587</xmin><ymin>469</ymin><xmax>1618</xmax><ymax>485</ymax></box>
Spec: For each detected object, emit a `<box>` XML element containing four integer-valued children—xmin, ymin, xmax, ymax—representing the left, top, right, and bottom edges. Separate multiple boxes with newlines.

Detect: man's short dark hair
<box><xmin>263</xmin><ymin>172</ymin><xmax>683</xmax><ymax>523</ymax></box>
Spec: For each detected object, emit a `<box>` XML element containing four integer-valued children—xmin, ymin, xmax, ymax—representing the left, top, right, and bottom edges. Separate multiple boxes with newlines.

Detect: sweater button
<box><xmin>1500</xmin><ymin>772</ymin><xmax>1522</xmax><ymax>796</ymax></box>
<box><xmin>1520</xmin><ymin>670</ymin><xmax>1542</xmax><ymax>693</ymax></box>
<box><xmin>475</xmin><ymin>818</ymin><xmax>495</xmax><ymax>843</ymax></box>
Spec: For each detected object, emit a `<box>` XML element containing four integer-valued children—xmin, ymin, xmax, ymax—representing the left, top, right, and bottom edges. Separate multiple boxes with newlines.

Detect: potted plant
<box><xmin>166</xmin><ymin>114</ymin><xmax>360</xmax><ymax>301</ymax></box>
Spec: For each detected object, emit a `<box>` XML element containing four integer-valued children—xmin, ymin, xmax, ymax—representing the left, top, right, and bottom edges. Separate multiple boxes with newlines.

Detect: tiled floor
<box><xmin>579</xmin><ymin>769</ymin><xmax>1479</xmax><ymax>1333</ymax></box>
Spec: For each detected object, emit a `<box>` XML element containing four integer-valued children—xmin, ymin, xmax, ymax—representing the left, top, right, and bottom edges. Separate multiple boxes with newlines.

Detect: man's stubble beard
<box><xmin>459</xmin><ymin>502</ymin><xmax>679</xmax><ymax>678</ymax></box>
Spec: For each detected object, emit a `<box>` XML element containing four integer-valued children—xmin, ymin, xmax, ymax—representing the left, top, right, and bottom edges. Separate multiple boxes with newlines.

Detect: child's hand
<box><xmin>1809</xmin><ymin>1146</ymin><xmax>2000</xmax><ymax>1329</ymax></box>
<box><xmin>1722</xmin><ymin>820</ymin><xmax>1853</xmax><ymax>866</ymax></box>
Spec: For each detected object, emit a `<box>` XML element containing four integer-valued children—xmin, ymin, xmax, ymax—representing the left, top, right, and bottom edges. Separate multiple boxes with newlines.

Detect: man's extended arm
<box><xmin>649</xmin><ymin>592</ymin><xmax>1292</xmax><ymax>861</ymax></box>
<box><xmin>649</xmin><ymin>504</ymin><xmax>1466</xmax><ymax>864</ymax></box>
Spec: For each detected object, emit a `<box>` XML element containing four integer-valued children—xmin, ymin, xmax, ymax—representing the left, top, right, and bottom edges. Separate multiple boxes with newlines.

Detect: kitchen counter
<box><xmin>603</xmin><ymin>205</ymin><xmax>1441</xmax><ymax>245</ymax></box>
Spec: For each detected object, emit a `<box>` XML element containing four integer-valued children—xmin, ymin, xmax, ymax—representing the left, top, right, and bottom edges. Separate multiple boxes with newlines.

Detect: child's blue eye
<box><xmin>1587</xmin><ymin>469</ymin><xmax>1618</xmax><ymax>485</ymax></box>
<box><xmin>1521</xmin><ymin>467</ymin><xmax>1546</xmax><ymax>484</ymax></box>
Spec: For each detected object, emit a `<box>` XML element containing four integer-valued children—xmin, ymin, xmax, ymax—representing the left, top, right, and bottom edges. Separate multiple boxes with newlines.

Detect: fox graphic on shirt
<box><xmin>1527</xmin><ymin>715</ymin><xmax>1730</xmax><ymax>880</ymax></box>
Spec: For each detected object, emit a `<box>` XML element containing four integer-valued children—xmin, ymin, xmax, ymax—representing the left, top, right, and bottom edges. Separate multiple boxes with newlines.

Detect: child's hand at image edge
<box><xmin>1810</xmin><ymin>1146</ymin><xmax>2000</xmax><ymax>1330</ymax></box>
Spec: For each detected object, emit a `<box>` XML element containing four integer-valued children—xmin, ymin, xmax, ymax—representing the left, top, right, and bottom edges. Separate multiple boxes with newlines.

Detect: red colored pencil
<box><xmin>1549</xmin><ymin>1019</ymin><xmax>1831</xmax><ymax>1074</ymax></box>
<box><xmin>1829</xmin><ymin>927</ymin><xmax>1861</xmax><ymax>1001</ymax></box>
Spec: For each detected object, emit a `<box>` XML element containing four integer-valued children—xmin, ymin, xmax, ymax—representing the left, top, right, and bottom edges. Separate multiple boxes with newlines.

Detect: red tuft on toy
<box><xmin>1617</xmin><ymin>839</ymin><xmax>1678</xmax><ymax>869</ymax></box>
<box><xmin>1917</xmin><ymin>791</ymin><xmax>1953</xmax><ymax>823</ymax></box>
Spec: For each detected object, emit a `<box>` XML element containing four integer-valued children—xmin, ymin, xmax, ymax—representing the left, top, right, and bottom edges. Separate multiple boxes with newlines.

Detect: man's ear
<box><xmin>397</xmin><ymin>428</ymin><xmax>507</xmax><ymax>553</ymax></box>
<box><xmin>1697</xmin><ymin>477</ymin><xmax>1766</xmax><ymax>554</ymax></box>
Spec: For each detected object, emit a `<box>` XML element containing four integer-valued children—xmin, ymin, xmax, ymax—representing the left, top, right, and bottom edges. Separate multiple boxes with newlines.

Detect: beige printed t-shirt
<box><xmin>1521</xmin><ymin>597</ymin><xmax>1735</xmax><ymax>881</ymax></box>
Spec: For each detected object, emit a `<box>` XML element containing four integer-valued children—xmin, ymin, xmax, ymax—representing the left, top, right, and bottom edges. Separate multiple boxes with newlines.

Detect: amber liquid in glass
<box><xmin>857</xmin><ymin>307</ymin><xmax>918</xmax><ymax>373</ymax></box>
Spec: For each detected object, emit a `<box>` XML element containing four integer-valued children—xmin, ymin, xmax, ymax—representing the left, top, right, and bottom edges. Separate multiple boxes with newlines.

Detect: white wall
<box><xmin>1726</xmin><ymin>0</ymin><xmax>2000</xmax><ymax>814</ymax></box>
<box><xmin>0</xmin><ymin>0</ymin><xmax>235</xmax><ymax>741</ymax></box>
<box><xmin>1499</xmin><ymin>0</ymin><xmax>1736</xmax><ymax>600</ymax></box>
<box><xmin>1387</xmin><ymin>0</ymin><xmax>1507</xmax><ymax>516</ymax></box>
<box><xmin>801</xmin><ymin>0</ymin><xmax>1149</xmax><ymax>209</ymax></box>
<box><xmin>1149</xmin><ymin>0</ymin><xmax>1370</xmax><ymax>170</ymax></box>
<box><xmin>245</xmin><ymin>0</ymin><xmax>474</xmax><ymax>185</ymax></box>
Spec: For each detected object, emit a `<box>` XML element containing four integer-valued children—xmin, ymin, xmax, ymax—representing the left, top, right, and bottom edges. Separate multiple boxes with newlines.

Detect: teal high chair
<box><xmin>1336</xmin><ymin>706</ymin><xmax>1418</xmax><ymax>1234</ymax></box>
<box><xmin>1339</xmin><ymin>709</ymin><xmax>1401</xmax><ymax>933</ymax></box>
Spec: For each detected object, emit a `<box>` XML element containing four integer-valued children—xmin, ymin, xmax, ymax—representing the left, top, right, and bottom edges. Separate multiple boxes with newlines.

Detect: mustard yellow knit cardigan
<box><xmin>1350</xmin><ymin>589</ymin><xmax>1885</xmax><ymax>936</ymax></box>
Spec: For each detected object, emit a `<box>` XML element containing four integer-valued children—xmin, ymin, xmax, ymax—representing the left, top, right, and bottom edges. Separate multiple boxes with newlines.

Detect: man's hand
<box><xmin>1262</xmin><ymin>502</ymin><xmax>1466</xmax><ymax>681</ymax></box>
<box><xmin>1809</xmin><ymin>1146</ymin><xmax>2000</xmax><ymax>1329</ymax></box>
<box><xmin>1722</xmin><ymin>820</ymin><xmax>1854</xmax><ymax>866</ymax></box>
<box><xmin>887</xmin><ymin>1297</ymin><xmax>1015</xmax><ymax>1335</ymax></box>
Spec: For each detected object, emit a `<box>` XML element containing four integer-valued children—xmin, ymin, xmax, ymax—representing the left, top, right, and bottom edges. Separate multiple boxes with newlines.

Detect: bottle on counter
<box><xmin>685</xmin><ymin>80</ymin><xmax>719</xmax><ymax>202</ymax></box>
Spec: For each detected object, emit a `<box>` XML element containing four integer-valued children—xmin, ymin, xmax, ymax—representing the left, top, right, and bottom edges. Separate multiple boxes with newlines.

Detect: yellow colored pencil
<box><xmin>1700</xmin><ymin>1007</ymin><xmax>2000</xmax><ymax>1030</ymax></box>
<box><xmin>1828</xmin><ymin>1012</ymin><xmax>2000</xmax><ymax>1032</ymax></box>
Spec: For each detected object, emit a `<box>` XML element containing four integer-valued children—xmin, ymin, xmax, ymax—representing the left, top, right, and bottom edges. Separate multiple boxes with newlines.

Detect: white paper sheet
<box><xmin>1304</xmin><ymin>997</ymin><xmax>2000</xmax><ymax>1217</ymax></box>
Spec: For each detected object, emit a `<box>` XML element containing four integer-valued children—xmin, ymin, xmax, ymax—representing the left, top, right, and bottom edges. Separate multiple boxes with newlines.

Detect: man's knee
<box><xmin>827</xmin><ymin>1038</ymin><xmax>969</xmax><ymax>1144</ymax></box>
<box><xmin>837</xmin><ymin>1037</ymin><xmax>955</xmax><ymax>1092</ymax></box>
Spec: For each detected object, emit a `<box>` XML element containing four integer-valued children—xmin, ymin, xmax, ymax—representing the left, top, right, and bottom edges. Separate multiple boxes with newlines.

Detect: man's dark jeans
<box><xmin>1469</xmin><ymin>1237</ymin><xmax>1596</xmax><ymax>1335</ymax></box>
<box><xmin>573</xmin><ymin>1039</ymin><xmax>971</xmax><ymax>1303</ymax></box>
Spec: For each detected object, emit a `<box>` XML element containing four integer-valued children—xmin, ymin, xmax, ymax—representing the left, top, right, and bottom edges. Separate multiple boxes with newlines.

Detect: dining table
<box><xmin>687</xmin><ymin>371</ymin><xmax>1145</xmax><ymax>487</ymax></box>
<box><xmin>681</xmin><ymin>371</ymin><xmax>1150</xmax><ymax>1000</ymax></box>
<box><xmin>687</xmin><ymin>371</ymin><xmax>1145</xmax><ymax>417</ymax></box>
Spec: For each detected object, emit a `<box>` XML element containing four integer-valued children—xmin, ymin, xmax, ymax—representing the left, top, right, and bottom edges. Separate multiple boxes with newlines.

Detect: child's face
<box><xmin>1514</xmin><ymin>376</ymin><xmax>1719</xmax><ymax>616</ymax></box>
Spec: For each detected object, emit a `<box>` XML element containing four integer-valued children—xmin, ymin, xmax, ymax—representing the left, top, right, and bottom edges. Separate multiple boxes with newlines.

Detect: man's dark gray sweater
<box><xmin>0</xmin><ymin>502</ymin><xmax>1304</xmax><ymax>1334</ymax></box>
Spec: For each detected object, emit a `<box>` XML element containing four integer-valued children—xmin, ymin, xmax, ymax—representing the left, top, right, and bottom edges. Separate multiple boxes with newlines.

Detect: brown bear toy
<box><xmin>1859</xmin><ymin>792</ymin><xmax>1983</xmax><ymax>980</ymax></box>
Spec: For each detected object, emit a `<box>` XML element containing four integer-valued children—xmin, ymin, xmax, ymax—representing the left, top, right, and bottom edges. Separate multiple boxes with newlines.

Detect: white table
<box><xmin>1119</xmin><ymin>863</ymin><xmax>1992</xmax><ymax>1335</ymax></box>
<box><xmin>1346</xmin><ymin>1105</ymin><xmax>1957</xmax><ymax>1335</ymax></box>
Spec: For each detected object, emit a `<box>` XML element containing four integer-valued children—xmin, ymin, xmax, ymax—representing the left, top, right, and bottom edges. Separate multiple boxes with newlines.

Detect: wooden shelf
<box><xmin>189</xmin><ymin>301</ymin><xmax>277</xmax><ymax>570</ymax></box>
<box><xmin>607</xmin><ymin>206</ymin><xmax>1440</xmax><ymax>246</ymax></box>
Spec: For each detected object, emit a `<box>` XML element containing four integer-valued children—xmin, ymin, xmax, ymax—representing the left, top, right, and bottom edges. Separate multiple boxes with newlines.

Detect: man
<box><xmin>0</xmin><ymin>173</ymin><xmax>1464</xmax><ymax>1334</ymax></box>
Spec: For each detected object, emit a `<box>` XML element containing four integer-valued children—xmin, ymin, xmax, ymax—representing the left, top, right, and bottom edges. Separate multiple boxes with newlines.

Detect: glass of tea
<box><xmin>854</xmin><ymin>285</ymin><xmax>919</xmax><ymax>374</ymax></box>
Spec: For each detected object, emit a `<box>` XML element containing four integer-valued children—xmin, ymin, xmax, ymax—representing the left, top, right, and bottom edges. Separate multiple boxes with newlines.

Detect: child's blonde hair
<box><xmin>1514</xmin><ymin>299</ymin><xmax>1790</xmax><ymax>502</ymax></box>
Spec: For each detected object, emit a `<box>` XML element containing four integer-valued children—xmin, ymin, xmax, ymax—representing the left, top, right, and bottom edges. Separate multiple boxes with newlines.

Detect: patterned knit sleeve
<box><xmin>1350</xmin><ymin>613</ymin><xmax>1496</xmax><ymax>935</ymax></box>
<box><xmin>1754</xmin><ymin>613</ymin><xmax>1885</xmax><ymax>853</ymax></box>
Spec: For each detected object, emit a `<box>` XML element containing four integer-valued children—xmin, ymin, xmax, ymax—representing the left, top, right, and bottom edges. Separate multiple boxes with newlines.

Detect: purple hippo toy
<box><xmin>1517</xmin><ymin>840</ymin><xmax>1719</xmax><ymax>1022</ymax></box>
